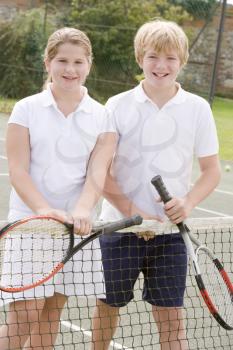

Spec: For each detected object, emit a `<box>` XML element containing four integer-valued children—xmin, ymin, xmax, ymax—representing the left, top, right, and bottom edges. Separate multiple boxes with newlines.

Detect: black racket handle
<box><xmin>65</xmin><ymin>214</ymin><xmax>143</xmax><ymax>233</ymax></box>
<box><xmin>151</xmin><ymin>175</ymin><xmax>172</xmax><ymax>203</ymax></box>
<box><xmin>151</xmin><ymin>175</ymin><xmax>184</xmax><ymax>231</ymax></box>
<box><xmin>100</xmin><ymin>214</ymin><xmax>143</xmax><ymax>235</ymax></box>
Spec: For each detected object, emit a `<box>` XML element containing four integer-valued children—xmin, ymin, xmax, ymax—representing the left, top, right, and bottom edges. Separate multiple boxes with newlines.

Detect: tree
<box><xmin>169</xmin><ymin>0</ymin><xmax>218</xmax><ymax>19</ymax></box>
<box><xmin>0</xmin><ymin>8</ymin><xmax>56</xmax><ymax>98</ymax></box>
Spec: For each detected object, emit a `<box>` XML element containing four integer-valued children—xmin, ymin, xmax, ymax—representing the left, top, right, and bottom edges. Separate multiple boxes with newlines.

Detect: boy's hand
<box><xmin>163</xmin><ymin>197</ymin><xmax>193</xmax><ymax>224</ymax></box>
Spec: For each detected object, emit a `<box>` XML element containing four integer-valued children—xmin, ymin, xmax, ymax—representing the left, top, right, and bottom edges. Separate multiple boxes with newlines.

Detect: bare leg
<box><xmin>0</xmin><ymin>293</ymin><xmax>67</xmax><ymax>350</ymax></box>
<box><xmin>23</xmin><ymin>293</ymin><xmax>67</xmax><ymax>350</ymax></box>
<box><xmin>91</xmin><ymin>299</ymin><xmax>119</xmax><ymax>350</ymax></box>
<box><xmin>152</xmin><ymin>306</ymin><xmax>189</xmax><ymax>350</ymax></box>
<box><xmin>0</xmin><ymin>299</ymin><xmax>45</xmax><ymax>350</ymax></box>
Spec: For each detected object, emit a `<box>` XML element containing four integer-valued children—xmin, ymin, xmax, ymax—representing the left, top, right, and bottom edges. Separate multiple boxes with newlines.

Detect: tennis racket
<box><xmin>151</xmin><ymin>175</ymin><xmax>233</xmax><ymax>330</ymax></box>
<box><xmin>0</xmin><ymin>214</ymin><xmax>142</xmax><ymax>293</ymax></box>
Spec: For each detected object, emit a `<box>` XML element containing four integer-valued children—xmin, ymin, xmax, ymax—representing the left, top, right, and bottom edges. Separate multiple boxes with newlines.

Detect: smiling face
<box><xmin>44</xmin><ymin>42</ymin><xmax>91</xmax><ymax>93</ymax></box>
<box><xmin>139</xmin><ymin>48</ymin><xmax>182</xmax><ymax>91</ymax></box>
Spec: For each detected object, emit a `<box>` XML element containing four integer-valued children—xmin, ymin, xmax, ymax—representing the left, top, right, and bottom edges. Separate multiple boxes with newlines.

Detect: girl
<box><xmin>0</xmin><ymin>27</ymin><xmax>116</xmax><ymax>349</ymax></box>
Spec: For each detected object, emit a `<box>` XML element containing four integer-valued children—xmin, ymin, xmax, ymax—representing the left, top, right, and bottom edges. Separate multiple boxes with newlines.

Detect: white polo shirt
<box><xmin>1</xmin><ymin>85</ymin><xmax>115</xmax><ymax>303</ymax></box>
<box><xmin>8</xmin><ymin>84</ymin><xmax>114</xmax><ymax>221</ymax></box>
<box><xmin>101</xmin><ymin>82</ymin><xmax>219</xmax><ymax>221</ymax></box>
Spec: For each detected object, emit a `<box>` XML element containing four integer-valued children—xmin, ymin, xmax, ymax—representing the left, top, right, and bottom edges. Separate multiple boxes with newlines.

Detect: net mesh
<box><xmin>0</xmin><ymin>217</ymin><xmax>233</xmax><ymax>349</ymax></box>
<box><xmin>0</xmin><ymin>219</ymin><xmax>71</xmax><ymax>291</ymax></box>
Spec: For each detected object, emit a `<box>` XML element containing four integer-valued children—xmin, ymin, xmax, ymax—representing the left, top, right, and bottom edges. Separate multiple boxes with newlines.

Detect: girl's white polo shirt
<box><xmin>101</xmin><ymin>82</ymin><xmax>219</xmax><ymax>221</ymax></box>
<box><xmin>8</xmin><ymin>85</ymin><xmax>114</xmax><ymax>221</ymax></box>
<box><xmin>1</xmin><ymin>86</ymin><xmax>114</xmax><ymax>303</ymax></box>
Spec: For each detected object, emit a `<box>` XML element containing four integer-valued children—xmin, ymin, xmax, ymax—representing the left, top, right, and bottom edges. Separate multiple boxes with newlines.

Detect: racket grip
<box><xmin>124</xmin><ymin>214</ymin><xmax>143</xmax><ymax>227</ymax></box>
<box><xmin>151</xmin><ymin>175</ymin><xmax>185</xmax><ymax>232</ymax></box>
<box><xmin>151</xmin><ymin>175</ymin><xmax>172</xmax><ymax>203</ymax></box>
<box><xmin>103</xmin><ymin>214</ymin><xmax>143</xmax><ymax>234</ymax></box>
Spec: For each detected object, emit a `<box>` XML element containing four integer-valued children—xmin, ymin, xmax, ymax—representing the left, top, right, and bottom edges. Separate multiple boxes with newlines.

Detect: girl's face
<box><xmin>45</xmin><ymin>42</ymin><xmax>91</xmax><ymax>92</ymax></box>
<box><xmin>140</xmin><ymin>49</ymin><xmax>182</xmax><ymax>91</ymax></box>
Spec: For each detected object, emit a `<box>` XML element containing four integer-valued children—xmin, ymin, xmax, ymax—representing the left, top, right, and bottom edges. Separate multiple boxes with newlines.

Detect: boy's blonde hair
<box><xmin>134</xmin><ymin>19</ymin><xmax>189</xmax><ymax>66</ymax></box>
<box><xmin>44</xmin><ymin>27</ymin><xmax>92</xmax><ymax>87</ymax></box>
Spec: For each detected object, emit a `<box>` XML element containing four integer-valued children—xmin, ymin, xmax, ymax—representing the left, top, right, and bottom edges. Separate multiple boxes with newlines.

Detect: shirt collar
<box><xmin>41</xmin><ymin>84</ymin><xmax>92</xmax><ymax>114</ymax></box>
<box><xmin>134</xmin><ymin>81</ymin><xmax>187</xmax><ymax>106</ymax></box>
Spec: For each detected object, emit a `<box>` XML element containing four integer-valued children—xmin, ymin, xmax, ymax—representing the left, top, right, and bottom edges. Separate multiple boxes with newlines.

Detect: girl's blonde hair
<box><xmin>44</xmin><ymin>27</ymin><xmax>93</xmax><ymax>87</ymax></box>
<box><xmin>134</xmin><ymin>19</ymin><xmax>189</xmax><ymax>66</ymax></box>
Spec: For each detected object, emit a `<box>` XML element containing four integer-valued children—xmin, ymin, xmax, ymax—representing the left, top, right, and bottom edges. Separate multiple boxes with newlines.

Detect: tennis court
<box><xmin>0</xmin><ymin>112</ymin><xmax>233</xmax><ymax>349</ymax></box>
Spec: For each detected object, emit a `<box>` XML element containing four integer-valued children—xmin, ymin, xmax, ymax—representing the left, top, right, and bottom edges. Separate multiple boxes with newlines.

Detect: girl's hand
<box><xmin>70</xmin><ymin>209</ymin><xmax>92</xmax><ymax>236</ymax></box>
<box><xmin>36</xmin><ymin>208</ymin><xmax>73</xmax><ymax>224</ymax></box>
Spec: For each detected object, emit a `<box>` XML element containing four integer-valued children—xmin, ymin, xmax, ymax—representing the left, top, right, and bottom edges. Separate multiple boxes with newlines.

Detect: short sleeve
<box><xmin>194</xmin><ymin>100</ymin><xmax>219</xmax><ymax>157</ymax></box>
<box><xmin>8</xmin><ymin>99</ymin><xmax>29</xmax><ymax>128</ymax></box>
<box><xmin>105</xmin><ymin>97</ymin><xmax>118</xmax><ymax>133</ymax></box>
<box><xmin>98</xmin><ymin>106</ymin><xmax>116</xmax><ymax>134</ymax></box>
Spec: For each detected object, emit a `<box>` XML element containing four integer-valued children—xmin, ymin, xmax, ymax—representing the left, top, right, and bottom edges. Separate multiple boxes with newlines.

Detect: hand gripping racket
<box><xmin>151</xmin><ymin>175</ymin><xmax>233</xmax><ymax>330</ymax></box>
<box><xmin>0</xmin><ymin>214</ymin><xmax>142</xmax><ymax>293</ymax></box>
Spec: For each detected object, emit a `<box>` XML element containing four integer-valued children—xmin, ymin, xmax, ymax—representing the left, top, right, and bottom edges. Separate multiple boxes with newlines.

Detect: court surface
<box><xmin>0</xmin><ymin>112</ymin><xmax>233</xmax><ymax>349</ymax></box>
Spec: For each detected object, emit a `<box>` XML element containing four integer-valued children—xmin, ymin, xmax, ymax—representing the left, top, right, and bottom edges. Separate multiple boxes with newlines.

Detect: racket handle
<box><xmin>123</xmin><ymin>214</ymin><xmax>143</xmax><ymax>227</ymax></box>
<box><xmin>151</xmin><ymin>175</ymin><xmax>172</xmax><ymax>203</ymax></box>
<box><xmin>102</xmin><ymin>214</ymin><xmax>143</xmax><ymax>234</ymax></box>
<box><xmin>151</xmin><ymin>175</ymin><xmax>184</xmax><ymax>231</ymax></box>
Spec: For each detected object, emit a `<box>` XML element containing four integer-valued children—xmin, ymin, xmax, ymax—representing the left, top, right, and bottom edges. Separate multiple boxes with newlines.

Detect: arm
<box><xmin>164</xmin><ymin>154</ymin><xmax>221</xmax><ymax>224</ymax></box>
<box><xmin>71</xmin><ymin>132</ymin><xmax>117</xmax><ymax>234</ymax></box>
<box><xmin>103</xmin><ymin>162</ymin><xmax>162</xmax><ymax>241</ymax></box>
<box><xmin>104</xmin><ymin>169</ymin><xmax>161</xmax><ymax>220</ymax></box>
<box><xmin>7</xmin><ymin>124</ymin><xmax>71</xmax><ymax>222</ymax></box>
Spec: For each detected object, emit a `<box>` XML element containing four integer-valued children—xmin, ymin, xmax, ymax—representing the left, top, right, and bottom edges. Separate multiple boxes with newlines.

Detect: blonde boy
<box><xmin>92</xmin><ymin>19</ymin><xmax>220</xmax><ymax>350</ymax></box>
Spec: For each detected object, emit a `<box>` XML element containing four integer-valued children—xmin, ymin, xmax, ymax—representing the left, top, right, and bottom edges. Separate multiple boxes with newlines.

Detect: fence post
<box><xmin>208</xmin><ymin>0</ymin><xmax>227</xmax><ymax>107</ymax></box>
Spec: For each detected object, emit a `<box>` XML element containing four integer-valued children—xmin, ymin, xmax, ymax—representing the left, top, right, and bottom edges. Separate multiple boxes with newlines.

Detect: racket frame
<box><xmin>0</xmin><ymin>216</ymin><xmax>74</xmax><ymax>293</ymax></box>
<box><xmin>151</xmin><ymin>175</ymin><xmax>233</xmax><ymax>330</ymax></box>
<box><xmin>0</xmin><ymin>214</ymin><xmax>142</xmax><ymax>293</ymax></box>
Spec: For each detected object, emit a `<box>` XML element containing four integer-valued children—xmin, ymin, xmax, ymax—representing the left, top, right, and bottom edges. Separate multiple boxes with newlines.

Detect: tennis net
<box><xmin>0</xmin><ymin>217</ymin><xmax>233</xmax><ymax>349</ymax></box>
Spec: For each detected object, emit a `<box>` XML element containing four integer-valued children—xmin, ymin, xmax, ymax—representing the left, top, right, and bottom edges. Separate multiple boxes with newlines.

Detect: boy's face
<box><xmin>139</xmin><ymin>49</ymin><xmax>182</xmax><ymax>90</ymax></box>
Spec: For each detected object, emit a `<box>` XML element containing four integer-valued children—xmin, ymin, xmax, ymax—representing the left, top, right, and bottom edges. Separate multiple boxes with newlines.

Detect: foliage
<box><xmin>0</xmin><ymin>0</ymin><xmax>191</xmax><ymax>101</ymax></box>
<box><xmin>212</xmin><ymin>97</ymin><xmax>233</xmax><ymax>161</ymax></box>
<box><xmin>0</xmin><ymin>97</ymin><xmax>16</xmax><ymax>114</ymax></box>
<box><xmin>0</xmin><ymin>8</ymin><xmax>56</xmax><ymax>99</ymax></box>
<box><xmin>169</xmin><ymin>0</ymin><xmax>218</xmax><ymax>19</ymax></box>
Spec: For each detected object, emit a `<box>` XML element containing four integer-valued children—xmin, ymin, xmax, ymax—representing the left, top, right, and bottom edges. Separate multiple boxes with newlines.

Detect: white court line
<box><xmin>214</xmin><ymin>188</ymin><xmax>233</xmax><ymax>196</ymax></box>
<box><xmin>0</xmin><ymin>138</ymin><xmax>5</xmax><ymax>141</ymax></box>
<box><xmin>191</xmin><ymin>183</ymin><xmax>233</xmax><ymax>196</ymax></box>
<box><xmin>0</xmin><ymin>155</ymin><xmax>7</xmax><ymax>160</ymax></box>
<box><xmin>195</xmin><ymin>206</ymin><xmax>230</xmax><ymax>217</ymax></box>
<box><xmin>61</xmin><ymin>320</ymin><xmax>133</xmax><ymax>350</ymax></box>
<box><xmin>0</xmin><ymin>173</ymin><xmax>8</xmax><ymax>176</ymax></box>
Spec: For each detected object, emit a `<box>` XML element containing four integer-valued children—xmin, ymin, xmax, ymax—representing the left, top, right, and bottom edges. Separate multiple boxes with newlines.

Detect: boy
<box><xmin>92</xmin><ymin>19</ymin><xmax>221</xmax><ymax>350</ymax></box>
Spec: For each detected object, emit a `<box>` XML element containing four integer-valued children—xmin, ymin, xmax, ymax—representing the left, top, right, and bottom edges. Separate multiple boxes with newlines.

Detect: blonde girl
<box><xmin>0</xmin><ymin>27</ymin><xmax>116</xmax><ymax>350</ymax></box>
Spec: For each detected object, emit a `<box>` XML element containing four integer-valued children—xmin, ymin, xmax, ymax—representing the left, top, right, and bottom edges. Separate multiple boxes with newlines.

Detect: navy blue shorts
<box><xmin>99</xmin><ymin>232</ymin><xmax>187</xmax><ymax>307</ymax></box>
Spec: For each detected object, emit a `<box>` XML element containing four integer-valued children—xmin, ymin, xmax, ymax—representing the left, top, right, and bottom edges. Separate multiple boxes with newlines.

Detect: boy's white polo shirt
<box><xmin>8</xmin><ymin>84</ymin><xmax>114</xmax><ymax>221</ymax></box>
<box><xmin>101</xmin><ymin>82</ymin><xmax>219</xmax><ymax>221</ymax></box>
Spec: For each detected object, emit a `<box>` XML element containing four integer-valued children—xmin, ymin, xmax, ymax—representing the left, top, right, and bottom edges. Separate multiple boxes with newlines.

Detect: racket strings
<box><xmin>198</xmin><ymin>249</ymin><xmax>233</xmax><ymax>324</ymax></box>
<box><xmin>0</xmin><ymin>219</ymin><xmax>71</xmax><ymax>289</ymax></box>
